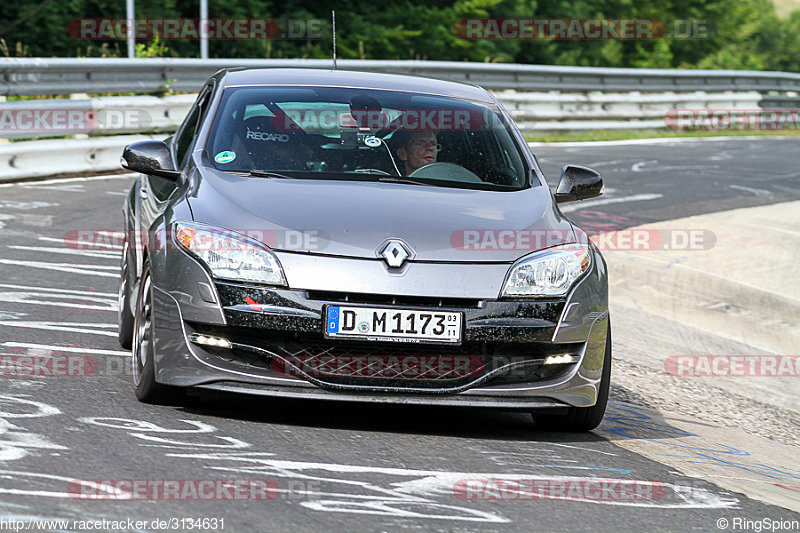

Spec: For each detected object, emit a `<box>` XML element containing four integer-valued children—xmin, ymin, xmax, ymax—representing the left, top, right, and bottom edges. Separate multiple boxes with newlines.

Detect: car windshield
<box><xmin>205</xmin><ymin>86</ymin><xmax>529</xmax><ymax>190</ymax></box>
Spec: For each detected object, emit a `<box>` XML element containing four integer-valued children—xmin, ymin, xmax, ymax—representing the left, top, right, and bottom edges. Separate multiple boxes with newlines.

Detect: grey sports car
<box><xmin>118</xmin><ymin>68</ymin><xmax>610</xmax><ymax>431</ymax></box>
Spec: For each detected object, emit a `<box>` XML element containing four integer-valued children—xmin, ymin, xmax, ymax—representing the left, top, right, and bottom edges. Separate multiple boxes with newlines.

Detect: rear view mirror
<box><xmin>121</xmin><ymin>140</ymin><xmax>181</xmax><ymax>181</ymax></box>
<box><xmin>554</xmin><ymin>165</ymin><xmax>603</xmax><ymax>204</ymax></box>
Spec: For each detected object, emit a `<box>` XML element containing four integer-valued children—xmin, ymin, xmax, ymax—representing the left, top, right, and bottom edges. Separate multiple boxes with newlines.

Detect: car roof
<box><xmin>216</xmin><ymin>68</ymin><xmax>496</xmax><ymax>103</ymax></box>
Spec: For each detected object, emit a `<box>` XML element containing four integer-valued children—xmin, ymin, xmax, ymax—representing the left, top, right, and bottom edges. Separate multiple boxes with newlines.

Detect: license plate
<box><xmin>324</xmin><ymin>305</ymin><xmax>462</xmax><ymax>344</ymax></box>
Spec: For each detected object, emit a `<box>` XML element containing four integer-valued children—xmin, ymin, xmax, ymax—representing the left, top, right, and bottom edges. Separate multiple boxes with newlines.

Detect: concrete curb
<box><xmin>608</xmin><ymin>251</ymin><xmax>799</xmax><ymax>355</ymax></box>
<box><xmin>604</xmin><ymin>201</ymin><xmax>800</xmax><ymax>356</ymax></box>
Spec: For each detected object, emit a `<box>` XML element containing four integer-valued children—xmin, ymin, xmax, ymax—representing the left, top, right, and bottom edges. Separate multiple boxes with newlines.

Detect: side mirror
<box><xmin>554</xmin><ymin>165</ymin><xmax>603</xmax><ymax>204</ymax></box>
<box><xmin>121</xmin><ymin>140</ymin><xmax>181</xmax><ymax>181</ymax></box>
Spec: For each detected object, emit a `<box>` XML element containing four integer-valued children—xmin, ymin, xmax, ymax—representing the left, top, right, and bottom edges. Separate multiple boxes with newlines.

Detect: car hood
<box><xmin>186</xmin><ymin>167</ymin><xmax>576</xmax><ymax>263</ymax></box>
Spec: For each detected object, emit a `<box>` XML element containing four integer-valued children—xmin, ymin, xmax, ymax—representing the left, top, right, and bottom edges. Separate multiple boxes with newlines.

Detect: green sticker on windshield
<box><xmin>214</xmin><ymin>150</ymin><xmax>236</xmax><ymax>164</ymax></box>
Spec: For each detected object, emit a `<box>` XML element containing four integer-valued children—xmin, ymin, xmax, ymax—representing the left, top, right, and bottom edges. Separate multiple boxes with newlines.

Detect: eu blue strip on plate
<box><xmin>326</xmin><ymin>306</ymin><xmax>339</xmax><ymax>333</ymax></box>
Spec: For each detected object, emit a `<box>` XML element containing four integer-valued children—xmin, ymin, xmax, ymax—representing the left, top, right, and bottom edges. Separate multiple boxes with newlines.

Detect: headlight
<box><xmin>174</xmin><ymin>222</ymin><xmax>286</xmax><ymax>286</ymax></box>
<box><xmin>501</xmin><ymin>243</ymin><xmax>592</xmax><ymax>297</ymax></box>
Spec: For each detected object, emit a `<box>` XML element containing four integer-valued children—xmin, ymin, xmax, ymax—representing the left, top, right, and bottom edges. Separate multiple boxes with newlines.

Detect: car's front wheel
<box><xmin>117</xmin><ymin>239</ymin><xmax>134</xmax><ymax>349</ymax></box>
<box><xmin>531</xmin><ymin>321</ymin><xmax>611</xmax><ymax>432</ymax></box>
<box><xmin>132</xmin><ymin>261</ymin><xmax>181</xmax><ymax>404</ymax></box>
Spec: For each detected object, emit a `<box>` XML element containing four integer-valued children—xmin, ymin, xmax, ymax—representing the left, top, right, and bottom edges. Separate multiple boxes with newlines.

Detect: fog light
<box><xmin>190</xmin><ymin>333</ymin><xmax>232</xmax><ymax>349</ymax></box>
<box><xmin>544</xmin><ymin>354</ymin><xmax>578</xmax><ymax>365</ymax></box>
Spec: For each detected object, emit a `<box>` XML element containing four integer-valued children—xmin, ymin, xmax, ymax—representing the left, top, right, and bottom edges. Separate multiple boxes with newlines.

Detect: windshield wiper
<box><xmin>246</xmin><ymin>171</ymin><xmax>431</xmax><ymax>186</ymax></box>
<box><xmin>249</xmin><ymin>170</ymin><xmax>292</xmax><ymax>179</ymax></box>
<box><xmin>376</xmin><ymin>177</ymin><xmax>432</xmax><ymax>187</ymax></box>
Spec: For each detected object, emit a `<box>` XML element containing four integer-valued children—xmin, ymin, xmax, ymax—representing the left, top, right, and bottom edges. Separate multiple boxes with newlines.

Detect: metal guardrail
<box><xmin>0</xmin><ymin>95</ymin><xmax>195</xmax><ymax>139</ymax></box>
<box><xmin>0</xmin><ymin>89</ymin><xmax>774</xmax><ymax>181</ymax></box>
<box><xmin>1</xmin><ymin>58</ymin><xmax>798</xmax><ymax>180</ymax></box>
<box><xmin>0</xmin><ymin>134</ymin><xmax>166</xmax><ymax>180</ymax></box>
<box><xmin>0</xmin><ymin>90</ymin><xmax>766</xmax><ymax>138</ymax></box>
<box><xmin>3</xmin><ymin>58</ymin><xmax>800</xmax><ymax>96</ymax></box>
<box><xmin>498</xmin><ymin>90</ymin><xmax>764</xmax><ymax>131</ymax></box>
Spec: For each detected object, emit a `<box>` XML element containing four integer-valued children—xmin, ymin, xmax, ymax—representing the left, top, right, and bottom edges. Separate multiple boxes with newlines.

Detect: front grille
<box><xmin>188</xmin><ymin>323</ymin><xmax>580</xmax><ymax>391</ymax></box>
<box><xmin>305</xmin><ymin>290</ymin><xmax>482</xmax><ymax>309</ymax></box>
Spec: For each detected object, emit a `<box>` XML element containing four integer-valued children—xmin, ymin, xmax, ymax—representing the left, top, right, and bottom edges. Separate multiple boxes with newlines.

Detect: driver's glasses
<box><xmin>410</xmin><ymin>139</ymin><xmax>441</xmax><ymax>151</ymax></box>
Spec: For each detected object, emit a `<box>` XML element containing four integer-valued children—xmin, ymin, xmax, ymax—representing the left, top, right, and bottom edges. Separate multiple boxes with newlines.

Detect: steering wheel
<box><xmin>409</xmin><ymin>162</ymin><xmax>482</xmax><ymax>183</ymax></box>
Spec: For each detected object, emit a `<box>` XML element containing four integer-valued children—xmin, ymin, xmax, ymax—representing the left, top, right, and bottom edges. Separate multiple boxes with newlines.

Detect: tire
<box><xmin>131</xmin><ymin>262</ymin><xmax>182</xmax><ymax>404</ymax></box>
<box><xmin>117</xmin><ymin>239</ymin><xmax>134</xmax><ymax>349</ymax></box>
<box><xmin>532</xmin><ymin>321</ymin><xmax>612</xmax><ymax>432</ymax></box>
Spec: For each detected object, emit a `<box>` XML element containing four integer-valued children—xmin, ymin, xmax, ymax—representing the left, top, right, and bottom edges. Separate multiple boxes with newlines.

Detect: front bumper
<box><xmin>148</xmin><ymin>246</ymin><xmax>609</xmax><ymax>409</ymax></box>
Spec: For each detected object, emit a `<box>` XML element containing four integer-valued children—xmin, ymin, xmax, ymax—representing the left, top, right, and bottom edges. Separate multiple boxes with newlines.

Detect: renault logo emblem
<box><xmin>380</xmin><ymin>240</ymin><xmax>410</xmax><ymax>268</ymax></box>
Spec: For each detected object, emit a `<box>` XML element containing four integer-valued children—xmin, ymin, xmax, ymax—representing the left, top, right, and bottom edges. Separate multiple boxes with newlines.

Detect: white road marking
<box><xmin>0</xmin><ymin>322</ymin><xmax>117</xmax><ymax>337</ymax></box>
<box><xmin>587</xmin><ymin>159</ymin><xmax>639</xmax><ymax>167</ymax></box>
<box><xmin>0</xmin><ymin>415</ymin><xmax>67</xmax><ymax>462</ymax></box>
<box><xmin>81</xmin><ymin>418</ymin><xmax>221</xmax><ymax>434</ymax></box>
<box><xmin>0</xmin><ymin>214</ymin><xmax>15</xmax><ymax>229</ymax></box>
<box><xmin>560</xmin><ymin>194</ymin><xmax>663</xmax><ymax>213</ymax></box>
<box><xmin>70</xmin><ymin>417</ymin><xmax>740</xmax><ymax>524</ymax></box>
<box><xmin>0</xmin><ymin>261</ymin><xmax>116</xmax><ymax>270</ymax></box>
<box><xmin>88</xmin><ymin>420</ymin><xmax>732</xmax><ymax>519</ymax></box>
<box><xmin>80</xmin><ymin>418</ymin><xmax>251</xmax><ymax>449</ymax></box>
<box><xmin>0</xmin><ymin>470</ymin><xmax>124</xmax><ymax>498</ymax></box>
<box><xmin>12</xmin><ymin>214</ymin><xmax>54</xmax><ymax>227</ymax></box>
<box><xmin>0</xmin><ymin>291</ymin><xmax>116</xmax><ymax>312</ymax></box>
<box><xmin>0</xmin><ymin>202</ymin><xmax>58</xmax><ymax>210</ymax></box>
<box><xmin>0</xmin><ymin>172</ymin><xmax>136</xmax><ymax>186</ymax></box>
<box><xmin>0</xmin><ymin>283</ymin><xmax>116</xmax><ymax>298</ymax></box>
<box><xmin>548</xmin><ymin>442</ymin><xmax>620</xmax><ymax>456</ymax></box>
<box><xmin>38</xmin><ymin>236</ymin><xmax>123</xmax><ymax>251</ymax></box>
<box><xmin>2</xmin><ymin>343</ymin><xmax>129</xmax><ymax>357</ymax></box>
<box><xmin>631</xmin><ymin>160</ymin><xmax>718</xmax><ymax>173</ymax></box>
<box><xmin>0</xmin><ymin>312</ymin><xmax>27</xmax><ymax>320</ymax></box>
<box><xmin>728</xmin><ymin>184</ymin><xmax>773</xmax><ymax>197</ymax></box>
<box><xmin>18</xmin><ymin>184</ymin><xmax>85</xmax><ymax>192</ymax></box>
<box><xmin>7</xmin><ymin>245</ymin><xmax>119</xmax><ymax>260</ymax></box>
<box><xmin>171</xmin><ymin>452</ymin><xmax>740</xmax><ymax>511</ymax></box>
<box><xmin>0</xmin><ymin>260</ymin><xmax>117</xmax><ymax>277</ymax></box>
<box><xmin>105</xmin><ymin>191</ymin><xmax>128</xmax><ymax>196</ymax></box>
<box><xmin>84</xmin><ymin>230</ymin><xmax>124</xmax><ymax>237</ymax></box>
<box><xmin>0</xmin><ymin>396</ymin><xmax>61</xmax><ymax>418</ymax></box>
<box><xmin>24</xmin><ymin>345</ymin><xmax>53</xmax><ymax>356</ymax></box>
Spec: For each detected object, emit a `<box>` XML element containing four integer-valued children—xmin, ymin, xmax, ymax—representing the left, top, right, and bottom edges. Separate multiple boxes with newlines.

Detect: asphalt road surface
<box><xmin>533</xmin><ymin>136</ymin><xmax>800</xmax><ymax>232</ymax></box>
<box><xmin>0</xmin><ymin>137</ymin><xmax>798</xmax><ymax>532</ymax></box>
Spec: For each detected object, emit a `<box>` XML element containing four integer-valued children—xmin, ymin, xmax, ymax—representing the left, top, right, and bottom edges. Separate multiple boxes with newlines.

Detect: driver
<box><xmin>396</xmin><ymin>131</ymin><xmax>438</xmax><ymax>175</ymax></box>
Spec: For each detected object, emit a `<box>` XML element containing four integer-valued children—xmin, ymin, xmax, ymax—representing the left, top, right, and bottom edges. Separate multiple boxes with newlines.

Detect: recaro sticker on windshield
<box><xmin>246</xmin><ymin>129</ymin><xmax>289</xmax><ymax>142</ymax></box>
<box><xmin>214</xmin><ymin>151</ymin><xmax>236</xmax><ymax>164</ymax></box>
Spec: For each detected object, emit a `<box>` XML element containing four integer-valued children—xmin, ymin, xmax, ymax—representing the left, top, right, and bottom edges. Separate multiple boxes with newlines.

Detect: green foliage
<box><xmin>0</xmin><ymin>38</ymin><xmax>31</xmax><ymax>57</ymax></box>
<box><xmin>135</xmin><ymin>35</ymin><xmax>169</xmax><ymax>58</ymax></box>
<box><xmin>0</xmin><ymin>0</ymin><xmax>796</xmax><ymax>71</ymax></box>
